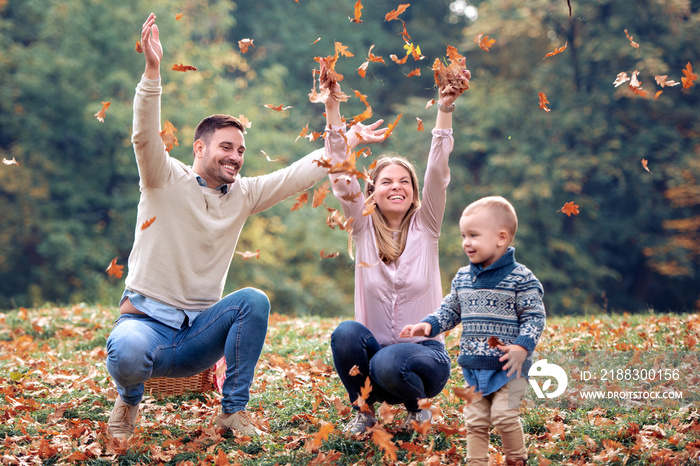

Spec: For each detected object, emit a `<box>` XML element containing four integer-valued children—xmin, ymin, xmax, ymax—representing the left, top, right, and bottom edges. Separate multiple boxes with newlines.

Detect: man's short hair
<box><xmin>193</xmin><ymin>114</ymin><xmax>246</xmax><ymax>146</ymax></box>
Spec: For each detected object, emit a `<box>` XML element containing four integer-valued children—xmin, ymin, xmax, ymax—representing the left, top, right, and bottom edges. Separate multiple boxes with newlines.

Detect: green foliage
<box><xmin>0</xmin><ymin>0</ymin><xmax>698</xmax><ymax>314</ymax></box>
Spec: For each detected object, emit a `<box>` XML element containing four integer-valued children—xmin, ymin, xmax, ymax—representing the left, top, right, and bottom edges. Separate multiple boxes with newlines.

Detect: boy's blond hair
<box><xmin>462</xmin><ymin>196</ymin><xmax>518</xmax><ymax>239</ymax></box>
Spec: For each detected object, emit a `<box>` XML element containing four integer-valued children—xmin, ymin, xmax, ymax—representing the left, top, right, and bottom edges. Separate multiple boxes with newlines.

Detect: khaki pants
<box><xmin>464</xmin><ymin>377</ymin><xmax>528</xmax><ymax>466</ymax></box>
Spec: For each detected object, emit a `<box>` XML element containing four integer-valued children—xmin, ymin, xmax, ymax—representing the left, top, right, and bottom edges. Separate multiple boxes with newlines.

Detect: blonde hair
<box><xmin>365</xmin><ymin>155</ymin><xmax>421</xmax><ymax>263</ymax></box>
<box><xmin>462</xmin><ymin>196</ymin><xmax>518</xmax><ymax>240</ymax></box>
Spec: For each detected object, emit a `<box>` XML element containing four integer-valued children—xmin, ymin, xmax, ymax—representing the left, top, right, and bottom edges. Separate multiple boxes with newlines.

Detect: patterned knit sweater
<box><xmin>423</xmin><ymin>247</ymin><xmax>546</xmax><ymax>372</ymax></box>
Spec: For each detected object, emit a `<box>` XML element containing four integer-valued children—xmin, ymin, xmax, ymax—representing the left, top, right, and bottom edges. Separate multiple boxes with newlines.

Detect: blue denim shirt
<box><xmin>462</xmin><ymin>368</ymin><xmax>522</xmax><ymax>397</ymax></box>
<box><xmin>120</xmin><ymin>289</ymin><xmax>202</xmax><ymax>329</ymax></box>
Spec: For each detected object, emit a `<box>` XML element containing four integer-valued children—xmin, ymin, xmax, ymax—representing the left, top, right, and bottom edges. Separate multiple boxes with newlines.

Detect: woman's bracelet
<box><xmin>437</xmin><ymin>102</ymin><xmax>456</xmax><ymax>113</ymax></box>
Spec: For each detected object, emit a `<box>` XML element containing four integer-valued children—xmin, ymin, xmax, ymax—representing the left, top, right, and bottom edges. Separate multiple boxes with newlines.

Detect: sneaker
<box><xmin>343</xmin><ymin>412</ymin><xmax>377</xmax><ymax>434</ymax></box>
<box><xmin>401</xmin><ymin>408</ymin><xmax>432</xmax><ymax>430</ymax></box>
<box><xmin>107</xmin><ymin>395</ymin><xmax>139</xmax><ymax>439</ymax></box>
<box><xmin>216</xmin><ymin>410</ymin><xmax>262</xmax><ymax>437</ymax></box>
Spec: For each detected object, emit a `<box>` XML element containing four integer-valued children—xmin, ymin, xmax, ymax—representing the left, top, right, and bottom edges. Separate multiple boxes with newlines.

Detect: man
<box><xmin>105</xmin><ymin>13</ymin><xmax>329</xmax><ymax>439</ymax></box>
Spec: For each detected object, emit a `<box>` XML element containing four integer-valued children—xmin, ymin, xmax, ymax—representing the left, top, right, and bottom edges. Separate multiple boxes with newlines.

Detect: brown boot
<box><xmin>107</xmin><ymin>395</ymin><xmax>139</xmax><ymax>439</ymax></box>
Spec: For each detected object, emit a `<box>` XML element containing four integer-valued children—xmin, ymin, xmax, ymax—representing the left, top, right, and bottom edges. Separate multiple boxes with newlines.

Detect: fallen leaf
<box><xmin>94</xmin><ymin>101</ymin><xmax>111</xmax><ymax>123</ymax></box>
<box><xmin>238</xmin><ymin>38</ymin><xmax>255</xmax><ymax>53</ymax></box>
<box><xmin>140</xmin><ymin>217</ymin><xmax>156</xmax><ymax>230</ymax></box>
<box><xmin>559</xmin><ymin>201</ymin><xmax>580</xmax><ymax>217</ymax></box>
<box><xmin>371</xmin><ymin>425</ymin><xmax>397</xmax><ymax>461</ymax></box>
<box><xmin>172</xmin><ymin>63</ymin><xmax>197</xmax><ymax>72</ymax></box>
<box><xmin>235</xmin><ymin>250</ymin><xmax>261</xmax><ymax>260</ymax></box>
<box><xmin>106</xmin><ymin>258</ymin><xmax>124</xmax><ymax>279</ymax></box>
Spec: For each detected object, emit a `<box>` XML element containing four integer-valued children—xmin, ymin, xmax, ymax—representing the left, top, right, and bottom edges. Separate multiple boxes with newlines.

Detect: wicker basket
<box><xmin>143</xmin><ymin>367</ymin><xmax>214</xmax><ymax>397</ymax></box>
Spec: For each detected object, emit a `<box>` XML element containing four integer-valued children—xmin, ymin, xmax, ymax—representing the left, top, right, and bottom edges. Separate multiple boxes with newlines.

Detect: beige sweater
<box><xmin>124</xmin><ymin>76</ymin><xmax>326</xmax><ymax>310</ymax></box>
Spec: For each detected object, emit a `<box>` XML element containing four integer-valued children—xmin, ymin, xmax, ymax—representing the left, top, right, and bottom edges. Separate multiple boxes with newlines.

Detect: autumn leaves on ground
<box><xmin>1</xmin><ymin>306</ymin><xmax>699</xmax><ymax>465</ymax></box>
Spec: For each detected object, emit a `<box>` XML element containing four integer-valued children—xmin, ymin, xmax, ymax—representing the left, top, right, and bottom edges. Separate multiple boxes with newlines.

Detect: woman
<box><xmin>323</xmin><ymin>68</ymin><xmax>470</xmax><ymax>434</ymax></box>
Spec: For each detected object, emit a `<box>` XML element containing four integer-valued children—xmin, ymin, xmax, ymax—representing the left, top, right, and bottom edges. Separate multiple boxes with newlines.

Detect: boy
<box><xmin>400</xmin><ymin>196</ymin><xmax>545</xmax><ymax>466</ymax></box>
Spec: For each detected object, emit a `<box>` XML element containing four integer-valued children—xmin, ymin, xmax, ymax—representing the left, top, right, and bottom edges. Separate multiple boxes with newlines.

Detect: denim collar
<box><xmin>196</xmin><ymin>175</ymin><xmax>228</xmax><ymax>194</ymax></box>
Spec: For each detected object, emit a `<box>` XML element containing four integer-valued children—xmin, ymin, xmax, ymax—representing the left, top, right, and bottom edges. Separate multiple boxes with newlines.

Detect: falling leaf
<box><xmin>538</xmin><ymin>92</ymin><xmax>551</xmax><ymax>112</ymax></box>
<box><xmin>613</xmin><ymin>72</ymin><xmax>630</xmax><ymax>87</ymax></box>
<box><xmin>474</xmin><ymin>33</ymin><xmax>496</xmax><ymax>52</ymax></box>
<box><xmin>172</xmin><ymin>63</ymin><xmax>197</xmax><ymax>72</ymax></box>
<box><xmin>366</xmin><ymin>45</ymin><xmax>385</xmax><ymax>64</ymax></box>
<box><xmin>559</xmin><ymin>201</ymin><xmax>580</xmax><ymax>217</ymax></box>
<box><xmin>349</xmin><ymin>365</ymin><xmax>362</xmax><ymax>376</ymax></box>
<box><xmin>159</xmin><ymin>121</ymin><xmax>179</xmax><ymax>152</ymax></box>
<box><xmin>135</xmin><ymin>41</ymin><xmax>143</xmax><ymax>53</ymax></box>
<box><xmin>641</xmin><ymin>159</ymin><xmax>651</xmax><ymax>173</ymax></box>
<box><xmin>313</xmin><ymin>181</ymin><xmax>330</xmax><ymax>208</ymax></box>
<box><xmin>320</xmin><ymin>250</ymin><xmax>340</xmax><ymax>259</ymax></box>
<box><xmin>235</xmin><ymin>249</ymin><xmax>261</xmax><ymax>260</ymax></box>
<box><xmin>357</xmin><ymin>260</ymin><xmax>381</xmax><ymax>268</ymax></box>
<box><xmin>140</xmin><ymin>217</ymin><xmax>156</xmax><ymax>230</ymax></box>
<box><xmin>291</xmin><ymin>192</ymin><xmax>308</xmax><ymax>211</ymax></box>
<box><xmin>654</xmin><ymin>75</ymin><xmax>679</xmax><ymax>88</ymax></box>
<box><xmin>378</xmin><ymin>402</ymin><xmax>395</xmax><ymax>423</ymax></box>
<box><xmin>432</xmin><ymin>45</ymin><xmax>470</xmax><ymax>97</ymax></box>
<box><xmin>390</xmin><ymin>53</ymin><xmax>408</xmax><ymax>65</ymax></box>
<box><xmin>311</xmin><ymin>37</ymin><xmax>322</xmax><ymax>45</ymax></box>
<box><xmin>335</xmin><ymin>41</ymin><xmax>354</xmax><ymax>58</ymax></box>
<box><xmin>106</xmin><ymin>258</ymin><xmax>124</xmax><ymax>279</ymax></box>
<box><xmin>94</xmin><ymin>101</ymin><xmax>111</xmax><ymax>123</ymax></box>
<box><xmin>681</xmin><ymin>62</ymin><xmax>697</xmax><ymax>89</ymax></box>
<box><xmin>628</xmin><ymin>70</ymin><xmax>648</xmax><ymax>97</ymax></box>
<box><xmin>544</xmin><ymin>41</ymin><xmax>567</xmax><ymax>59</ymax></box>
<box><xmin>454</xmin><ymin>386</ymin><xmax>481</xmax><ymax>405</ymax></box>
<box><xmin>416</xmin><ymin>117</ymin><xmax>424</xmax><ymax>131</ymax></box>
<box><xmin>357</xmin><ymin>61</ymin><xmax>369</xmax><ymax>78</ymax></box>
<box><xmin>371</xmin><ymin>425</ymin><xmax>398</xmax><ymax>460</ymax></box>
<box><xmin>309</xmin><ymin>422</ymin><xmax>335</xmax><ymax>451</ymax></box>
<box><xmin>360</xmin><ymin>376</ymin><xmax>373</xmax><ymax>400</ymax></box>
<box><xmin>404</xmin><ymin>42</ymin><xmax>424</xmax><ymax>61</ymax></box>
<box><xmin>265</xmin><ymin>103</ymin><xmax>293</xmax><ymax>112</ymax></box>
<box><xmin>238</xmin><ymin>38</ymin><xmax>255</xmax><ymax>53</ymax></box>
<box><xmin>385</xmin><ymin>4</ymin><xmax>410</xmax><ymax>22</ymax></box>
<box><xmin>381</xmin><ymin>113</ymin><xmax>403</xmax><ymax>141</ymax></box>
<box><xmin>260</xmin><ymin>150</ymin><xmax>280</xmax><ymax>163</ymax></box>
<box><xmin>350</xmin><ymin>0</ymin><xmax>363</xmax><ymax>23</ymax></box>
<box><xmin>175</xmin><ymin>13</ymin><xmax>183</xmax><ymax>21</ymax></box>
<box><xmin>2</xmin><ymin>157</ymin><xmax>19</xmax><ymax>166</ymax></box>
<box><xmin>295</xmin><ymin>123</ymin><xmax>310</xmax><ymax>142</ymax></box>
<box><xmin>653</xmin><ymin>90</ymin><xmax>663</xmax><ymax>100</ymax></box>
<box><xmin>425</xmin><ymin>98</ymin><xmax>436</xmax><ymax>109</ymax></box>
<box><xmin>341</xmin><ymin>191</ymin><xmax>362</xmax><ymax>202</ymax></box>
<box><xmin>407</xmin><ymin>68</ymin><xmax>421</xmax><ymax>77</ymax></box>
<box><xmin>624</xmin><ymin>29</ymin><xmax>639</xmax><ymax>50</ymax></box>
<box><xmin>487</xmin><ymin>336</ymin><xmax>505</xmax><ymax>348</ymax></box>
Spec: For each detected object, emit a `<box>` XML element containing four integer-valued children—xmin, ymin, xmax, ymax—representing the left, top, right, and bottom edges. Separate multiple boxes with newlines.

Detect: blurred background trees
<box><xmin>1</xmin><ymin>0</ymin><xmax>698</xmax><ymax>315</ymax></box>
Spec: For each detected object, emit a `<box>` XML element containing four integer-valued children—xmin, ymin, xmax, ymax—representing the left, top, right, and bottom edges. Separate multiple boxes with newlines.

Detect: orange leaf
<box><xmin>312</xmin><ymin>181</ymin><xmax>330</xmax><ymax>208</ymax></box>
<box><xmin>238</xmin><ymin>114</ymin><xmax>252</xmax><ymax>129</ymax></box>
<box><xmin>538</xmin><ymin>92</ymin><xmax>551</xmax><ymax>112</ymax></box>
<box><xmin>135</xmin><ymin>41</ymin><xmax>143</xmax><ymax>53</ymax></box>
<box><xmin>653</xmin><ymin>90</ymin><xmax>663</xmax><ymax>100</ymax></box>
<box><xmin>238</xmin><ymin>38</ymin><xmax>255</xmax><ymax>53</ymax></box>
<box><xmin>175</xmin><ymin>13</ymin><xmax>183</xmax><ymax>21</ymax></box>
<box><xmin>367</xmin><ymin>44</ymin><xmax>385</xmax><ymax>64</ymax></box>
<box><xmin>350</xmin><ymin>0</ymin><xmax>363</xmax><ymax>23</ymax></box>
<box><xmin>94</xmin><ymin>101</ymin><xmax>111</xmax><ymax>123</ymax></box>
<box><xmin>320</xmin><ymin>249</ymin><xmax>340</xmax><ymax>259</ymax></box>
<box><xmin>357</xmin><ymin>61</ymin><xmax>368</xmax><ymax>78</ymax></box>
<box><xmin>140</xmin><ymin>217</ymin><xmax>156</xmax><ymax>230</ymax></box>
<box><xmin>234</xmin><ymin>249</ymin><xmax>261</xmax><ymax>260</ymax></box>
<box><xmin>407</xmin><ymin>68</ymin><xmax>421</xmax><ymax>77</ymax></box>
<box><xmin>349</xmin><ymin>365</ymin><xmax>362</xmax><ymax>376</ymax></box>
<box><xmin>291</xmin><ymin>192</ymin><xmax>309</xmax><ymax>211</ymax></box>
<box><xmin>385</xmin><ymin>4</ymin><xmax>410</xmax><ymax>22</ymax></box>
<box><xmin>264</xmin><ymin>103</ymin><xmax>293</xmax><ymax>111</ymax></box>
<box><xmin>487</xmin><ymin>336</ymin><xmax>505</xmax><ymax>348</ymax></box>
<box><xmin>360</xmin><ymin>376</ymin><xmax>373</xmax><ymax>400</ymax></box>
<box><xmin>214</xmin><ymin>448</ymin><xmax>229</xmax><ymax>466</ymax></box>
<box><xmin>159</xmin><ymin>121</ymin><xmax>179</xmax><ymax>152</ymax></box>
<box><xmin>544</xmin><ymin>41</ymin><xmax>567</xmax><ymax>59</ymax></box>
<box><xmin>624</xmin><ymin>29</ymin><xmax>639</xmax><ymax>50</ymax></box>
<box><xmin>613</xmin><ymin>72</ymin><xmax>630</xmax><ymax>87</ymax></box>
<box><xmin>416</xmin><ymin>117</ymin><xmax>424</xmax><ymax>132</ymax></box>
<box><xmin>310</xmin><ymin>422</ymin><xmax>335</xmax><ymax>450</ymax></box>
<box><xmin>474</xmin><ymin>33</ymin><xmax>496</xmax><ymax>52</ymax></box>
<box><xmin>559</xmin><ymin>201</ymin><xmax>580</xmax><ymax>217</ymax></box>
<box><xmin>2</xmin><ymin>157</ymin><xmax>19</xmax><ymax>166</ymax></box>
<box><xmin>378</xmin><ymin>402</ymin><xmax>395</xmax><ymax>423</ymax></box>
<box><xmin>381</xmin><ymin>113</ymin><xmax>403</xmax><ymax>141</ymax></box>
<box><xmin>341</xmin><ymin>191</ymin><xmax>362</xmax><ymax>202</ymax></box>
<box><xmin>454</xmin><ymin>386</ymin><xmax>481</xmax><ymax>405</ymax></box>
<box><xmin>354</xmin><ymin>90</ymin><xmax>370</xmax><ymax>107</ymax></box>
<box><xmin>389</xmin><ymin>53</ymin><xmax>408</xmax><ymax>65</ymax></box>
<box><xmin>106</xmin><ymin>258</ymin><xmax>124</xmax><ymax>279</ymax></box>
<box><xmin>335</xmin><ymin>41</ymin><xmax>354</xmax><ymax>58</ymax></box>
<box><xmin>371</xmin><ymin>426</ymin><xmax>397</xmax><ymax>460</ymax></box>
<box><xmin>347</xmin><ymin>106</ymin><xmax>373</xmax><ymax>127</ymax></box>
<box><xmin>260</xmin><ymin>150</ymin><xmax>279</xmax><ymax>163</ymax></box>
<box><xmin>295</xmin><ymin>123</ymin><xmax>310</xmax><ymax>142</ymax></box>
<box><xmin>681</xmin><ymin>62</ymin><xmax>697</xmax><ymax>89</ymax></box>
<box><xmin>172</xmin><ymin>63</ymin><xmax>197</xmax><ymax>72</ymax></box>
<box><xmin>641</xmin><ymin>158</ymin><xmax>651</xmax><ymax>173</ymax></box>
<box><xmin>628</xmin><ymin>70</ymin><xmax>648</xmax><ymax>97</ymax></box>
<box><xmin>357</xmin><ymin>260</ymin><xmax>380</xmax><ymax>268</ymax></box>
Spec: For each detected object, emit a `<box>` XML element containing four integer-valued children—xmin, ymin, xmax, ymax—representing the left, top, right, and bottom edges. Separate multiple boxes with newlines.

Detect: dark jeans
<box><xmin>331</xmin><ymin>320</ymin><xmax>451</xmax><ymax>412</ymax></box>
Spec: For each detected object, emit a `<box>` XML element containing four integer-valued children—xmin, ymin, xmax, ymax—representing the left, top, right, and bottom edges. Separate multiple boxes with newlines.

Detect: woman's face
<box><xmin>372</xmin><ymin>163</ymin><xmax>414</xmax><ymax>221</ymax></box>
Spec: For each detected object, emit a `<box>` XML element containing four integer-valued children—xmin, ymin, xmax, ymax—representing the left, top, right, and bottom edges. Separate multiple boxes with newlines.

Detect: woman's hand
<box><xmin>346</xmin><ymin>120</ymin><xmax>387</xmax><ymax>150</ymax></box>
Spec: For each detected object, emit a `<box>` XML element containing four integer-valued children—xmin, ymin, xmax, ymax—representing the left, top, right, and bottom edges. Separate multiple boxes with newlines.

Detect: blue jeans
<box><xmin>331</xmin><ymin>321</ymin><xmax>451</xmax><ymax>412</ymax></box>
<box><xmin>106</xmin><ymin>288</ymin><xmax>270</xmax><ymax>413</ymax></box>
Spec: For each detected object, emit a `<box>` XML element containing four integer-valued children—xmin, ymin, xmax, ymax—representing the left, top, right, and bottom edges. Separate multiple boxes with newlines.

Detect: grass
<box><xmin>0</xmin><ymin>305</ymin><xmax>699</xmax><ymax>464</ymax></box>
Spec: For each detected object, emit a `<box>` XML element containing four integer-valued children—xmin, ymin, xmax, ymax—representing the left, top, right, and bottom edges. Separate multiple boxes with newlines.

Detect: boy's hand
<box><xmin>400</xmin><ymin>322</ymin><xmax>431</xmax><ymax>338</ymax></box>
<box><xmin>497</xmin><ymin>344</ymin><xmax>528</xmax><ymax>378</ymax></box>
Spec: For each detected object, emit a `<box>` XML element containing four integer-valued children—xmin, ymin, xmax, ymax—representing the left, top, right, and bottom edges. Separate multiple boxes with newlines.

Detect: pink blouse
<box><xmin>325</xmin><ymin>126</ymin><xmax>454</xmax><ymax>346</ymax></box>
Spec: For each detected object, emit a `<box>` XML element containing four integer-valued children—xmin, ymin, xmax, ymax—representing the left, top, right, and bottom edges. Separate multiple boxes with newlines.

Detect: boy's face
<box><xmin>459</xmin><ymin>210</ymin><xmax>509</xmax><ymax>268</ymax></box>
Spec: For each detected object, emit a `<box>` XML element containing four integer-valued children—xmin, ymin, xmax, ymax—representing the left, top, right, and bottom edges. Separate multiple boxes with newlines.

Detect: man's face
<box><xmin>193</xmin><ymin>126</ymin><xmax>246</xmax><ymax>188</ymax></box>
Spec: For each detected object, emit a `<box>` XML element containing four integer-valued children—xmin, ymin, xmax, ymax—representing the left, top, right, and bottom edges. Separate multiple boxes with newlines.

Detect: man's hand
<box><xmin>497</xmin><ymin>344</ymin><xmax>528</xmax><ymax>378</ymax></box>
<box><xmin>141</xmin><ymin>13</ymin><xmax>163</xmax><ymax>80</ymax></box>
<box><xmin>399</xmin><ymin>322</ymin><xmax>432</xmax><ymax>338</ymax></box>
